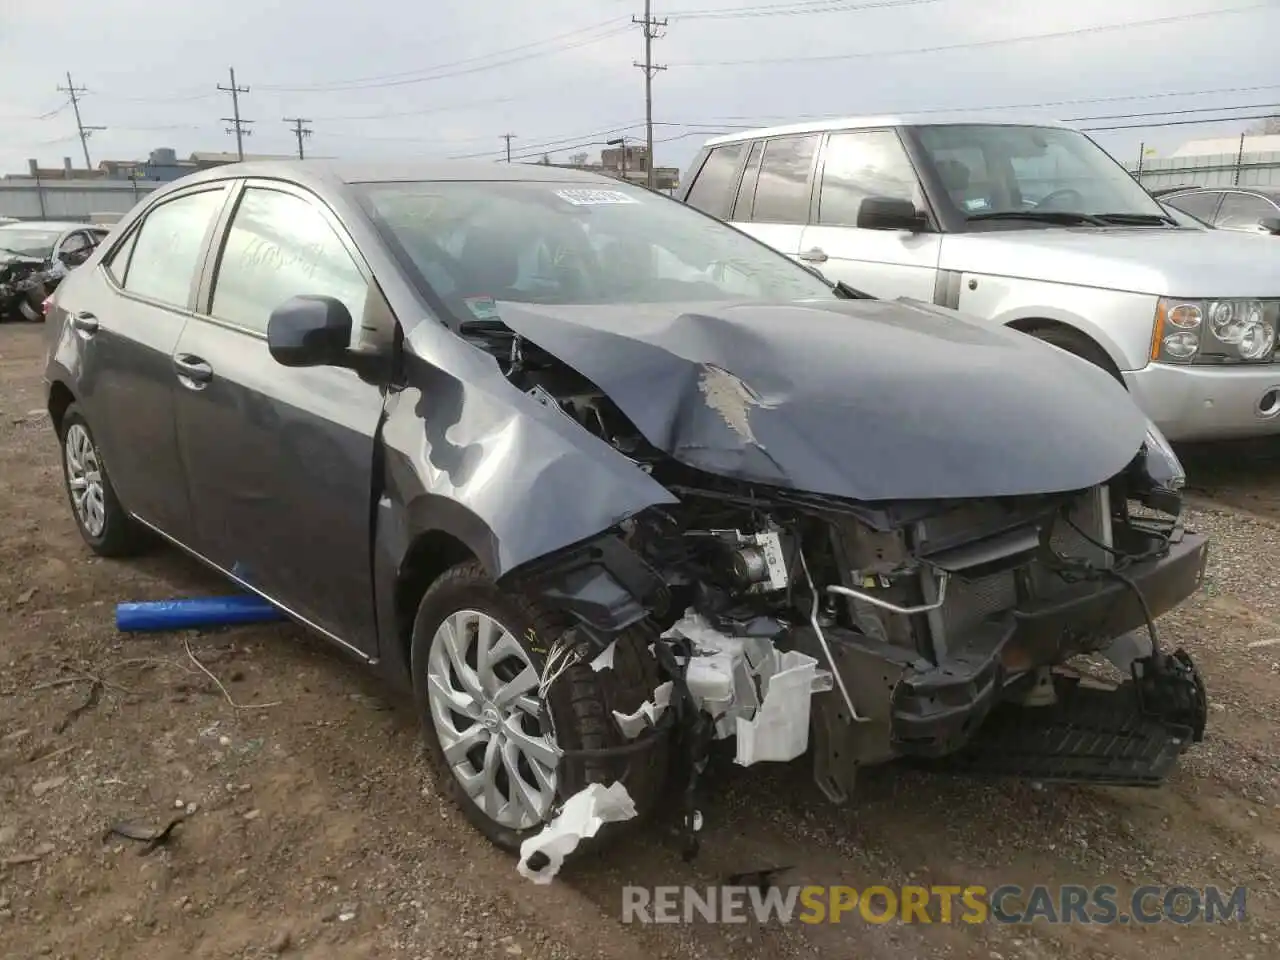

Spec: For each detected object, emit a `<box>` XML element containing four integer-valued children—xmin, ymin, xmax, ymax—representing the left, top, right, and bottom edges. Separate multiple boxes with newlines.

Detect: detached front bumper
<box><xmin>798</xmin><ymin>531</ymin><xmax>1210</xmax><ymax>802</ymax></box>
<box><xmin>1125</xmin><ymin>361</ymin><xmax>1280</xmax><ymax>442</ymax></box>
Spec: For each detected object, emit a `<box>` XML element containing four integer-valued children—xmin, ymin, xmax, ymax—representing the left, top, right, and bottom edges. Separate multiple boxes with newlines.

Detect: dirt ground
<box><xmin>1</xmin><ymin>321</ymin><xmax>1278</xmax><ymax>960</ymax></box>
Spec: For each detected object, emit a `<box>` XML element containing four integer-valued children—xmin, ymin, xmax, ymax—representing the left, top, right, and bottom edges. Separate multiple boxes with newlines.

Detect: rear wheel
<box><xmin>410</xmin><ymin>561</ymin><xmax>667</xmax><ymax>854</ymax></box>
<box><xmin>58</xmin><ymin>404</ymin><xmax>150</xmax><ymax>557</ymax></box>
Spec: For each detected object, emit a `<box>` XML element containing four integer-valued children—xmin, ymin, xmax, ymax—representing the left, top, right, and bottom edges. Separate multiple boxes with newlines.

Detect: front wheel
<box><xmin>410</xmin><ymin>561</ymin><xmax>667</xmax><ymax>854</ymax></box>
<box><xmin>58</xmin><ymin>404</ymin><xmax>150</xmax><ymax>557</ymax></box>
<box><xmin>1027</xmin><ymin>326</ymin><xmax>1124</xmax><ymax>385</ymax></box>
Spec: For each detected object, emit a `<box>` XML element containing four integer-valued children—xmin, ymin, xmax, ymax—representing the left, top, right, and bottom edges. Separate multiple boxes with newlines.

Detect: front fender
<box><xmin>380</xmin><ymin>348</ymin><xmax>677</xmax><ymax>581</ymax></box>
<box><xmin>956</xmin><ymin>274</ymin><xmax>1159</xmax><ymax>372</ymax></box>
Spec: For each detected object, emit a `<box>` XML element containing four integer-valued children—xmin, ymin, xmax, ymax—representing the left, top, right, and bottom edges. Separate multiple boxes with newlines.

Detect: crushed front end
<box><xmin>470</xmin><ymin>302</ymin><xmax>1210</xmax><ymax>864</ymax></box>
<box><xmin>518</xmin><ymin>416</ymin><xmax>1208</xmax><ymax>813</ymax></box>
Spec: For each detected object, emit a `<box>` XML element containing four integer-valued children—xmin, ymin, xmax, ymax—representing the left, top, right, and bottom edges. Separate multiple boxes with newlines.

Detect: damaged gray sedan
<box><xmin>42</xmin><ymin>161</ymin><xmax>1209</xmax><ymax>873</ymax></box>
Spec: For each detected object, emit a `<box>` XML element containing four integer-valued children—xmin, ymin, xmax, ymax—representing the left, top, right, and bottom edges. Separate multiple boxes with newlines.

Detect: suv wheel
<box><xmin>1028</xmin><ymin>326</ymin><xmax>1124</xmax><ymax>385</ymax></box>
<box><xmin>411</xmin><ymin>560</ymin><xmax>667</xmax><ymax>854</ymax></box>
<box><xmin>58</xmin><ymin>404</ymin><xmax>150</xmax><ymax>557</ymax></box>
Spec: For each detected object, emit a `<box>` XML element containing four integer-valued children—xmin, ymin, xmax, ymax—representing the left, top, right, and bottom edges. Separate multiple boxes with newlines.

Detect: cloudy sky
<box><xmin>0</xmin><ymin>0</ymin><xmax>1275</xmax><ymax>177</ymax></box>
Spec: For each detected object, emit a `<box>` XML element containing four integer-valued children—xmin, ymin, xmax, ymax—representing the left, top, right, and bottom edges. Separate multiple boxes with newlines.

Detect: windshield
<box><xmin>0</xmin><ymin>227</ymin><xmax>60</xmax><ymax>258</ymax></box>
<box><xmin>357</xmin><ymin>179</ymin><xmax>836</xmax><ymax>324</ymax></box>
<box><xmin>911</xmin><ymin>124</ymin><xmax>1169</xmax><ymax>225</ymax></box>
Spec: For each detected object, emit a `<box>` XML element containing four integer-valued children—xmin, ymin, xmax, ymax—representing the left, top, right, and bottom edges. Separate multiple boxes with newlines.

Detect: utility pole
<box><xmin>283</xmin><ymin>117</ymin><xmax>313</xmax><ymax>159</ymax></box>
<box><xmin>218</xmin><ymin>67</ymin><xmax>252</xmax><ymax>161</ymax></box>
<box><xmin>633</xmin><ymin>0</ymin><xmax>667</xmax><ymax>189</ymax></box>
<box><xmin>502</xmin><ymin>133</ymin><xmax>517</xmax><ymax>162</ymax></box>
<box><xmin>57</xmin><ymin>72</ymin><xmax>105</xmax><ymax>170</ymax></box>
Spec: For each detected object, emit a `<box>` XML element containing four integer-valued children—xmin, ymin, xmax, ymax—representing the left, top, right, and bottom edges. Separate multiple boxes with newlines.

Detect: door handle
<box><xmin>798</xmin><ymin>247</ymin><xmax>828</xmax><ymax>263</ymax></box>
<box><xmin>71</xmin><ymin>312</ymin><xmax>99</xmax><ymax>334</ymax></box>
<box><xmin>173</xmin><ymin>354</ymin><xmax>213</xmax><ymax>385</ymax></box>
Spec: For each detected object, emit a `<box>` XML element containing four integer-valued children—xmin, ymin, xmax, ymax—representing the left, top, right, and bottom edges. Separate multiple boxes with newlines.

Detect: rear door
<box><xmin>171</xmin><ymin>179</ymin><xmax>389</xmax><ymax>656</ymax></box>
<box><xmin>798</xmin><ymin>128</ymin><xmax>941</xmax><ymax>301</ymax></box>
<box><xmin>67</xmin><ymin>183</ymin><xmax>231</xmax><ymax>544</ymax></box>
<box><xmin>727</xmin><ymin>133</ymin><xmax>819</xmax><ymax>260</ymax></box>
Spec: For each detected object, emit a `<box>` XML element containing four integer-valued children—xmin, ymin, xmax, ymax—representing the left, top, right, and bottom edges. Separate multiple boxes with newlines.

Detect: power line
<box><xmin>56</xmin><ymin>73</ymin><xmax>105</xmax><ymax>169</ymax></box>
<box><xmin>1078</xmin><ymin>111</ymin><xmax>1280</xmax><ymax>133</ymax></box>
<box><xmin>507</xmin><ymin>128</ymin><xmax>734</xmax><ymax>164</ymax></box>
<box><xmin>672</xmin><ymin>2</ymin><xmax>1276</xmax><ymax>66</ymax></box>
<box><xmin>502</xmin><ymin>133</ymin><xmax>518</xmax><ymax>162</ymax></box>
<box><xmin>635</xmin><ymin>0</ymin><xmax>668</xmax><ymax>189</ymax></box>
<box><xmin>667</xmin><ymin>0</ymin><xmax>941</xmax><ymax>20</ymax></box>
<box><xmin>217</xmin><ymin>67</ymin><xmax>252</xmax><ymax>161</ymax></box>
<box><xmin>256</xmin><ymin>19</ymin><xmax>632</xmax><ymax>93</ymax></box>
<box><xmin>283</xmin><ymin>117</ymin><xmax>313</xmax><ymax>159</ymax></box>
<box><xmin>1064</xmin><ymin>102</ymin><xmax>1280</xmax><ymax>123</ymax></box>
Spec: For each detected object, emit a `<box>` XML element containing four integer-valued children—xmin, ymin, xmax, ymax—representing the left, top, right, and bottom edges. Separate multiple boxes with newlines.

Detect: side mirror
<box><xmin>856</xmin><ymin>196</ymin><xmax>928</xmax><ymax>232</ymax></box>
<box><xmin>267</xmin><ymin>295</ymin><xmax>353</xmax><ymax>368</ymax></box>
<box><xmin>1259</xmin><ymin>216</ymin><xmax>1280</xmax><ymax>236</ymax></box>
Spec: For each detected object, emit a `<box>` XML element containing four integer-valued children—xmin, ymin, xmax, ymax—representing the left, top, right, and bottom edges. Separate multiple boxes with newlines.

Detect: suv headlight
<box><xmin>1151</xmin><ymin>297</ymin><xmax>1278</xmax><ymax>364</ymax></box>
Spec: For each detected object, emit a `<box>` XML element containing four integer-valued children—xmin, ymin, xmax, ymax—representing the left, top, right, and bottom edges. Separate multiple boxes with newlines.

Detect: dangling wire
<box><xmin>538</xmin><ymin>631</ymin><xmax>583</xmax><ymax>700</ymax></box>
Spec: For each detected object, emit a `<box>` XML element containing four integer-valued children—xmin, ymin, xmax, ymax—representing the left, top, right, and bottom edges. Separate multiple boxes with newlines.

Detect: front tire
<box><xmin>58</xmin><ymin>404</ymin><xmax>150</xmax><ymax>557</ymax></box>
<box><xmin>410</xmin><ymin>561</ymin><xmax>667</xmax><ymax>854</ymax></box>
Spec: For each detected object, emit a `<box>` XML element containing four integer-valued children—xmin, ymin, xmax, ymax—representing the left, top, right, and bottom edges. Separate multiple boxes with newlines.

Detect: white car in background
<box><xmin>677</xmin><ymin>116</ymin><xmax>1280</xmax><ymax>443</ymax></box>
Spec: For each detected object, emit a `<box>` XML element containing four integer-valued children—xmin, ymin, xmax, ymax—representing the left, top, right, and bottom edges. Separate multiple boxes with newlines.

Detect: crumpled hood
<box><xmin>495</xmin><ymin>297</ymin><xmax>1150</xmax><ymax>502</ymax></box>
<box><xmin>941</xmin><ymin>227</ymin><xmax>1280</xmax><ymax>298</ymax></box>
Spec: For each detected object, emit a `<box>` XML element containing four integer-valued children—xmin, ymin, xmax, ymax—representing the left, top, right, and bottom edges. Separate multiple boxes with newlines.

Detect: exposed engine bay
<box><xmin>466</xmin><ymin>315</ymin><xmax>1210</xmax><ymax>870</ymax></box>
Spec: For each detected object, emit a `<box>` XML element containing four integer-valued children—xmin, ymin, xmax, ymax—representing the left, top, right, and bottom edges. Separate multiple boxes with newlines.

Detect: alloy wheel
<box><xmin>426</xmin><ymin>609</ymin><xmax>559</xmax><ymax>830</ymax></box>
<box><xmin>64</xmin><ymin>423</ymin><xmax>106</xmax><ymax>538</ymax></box>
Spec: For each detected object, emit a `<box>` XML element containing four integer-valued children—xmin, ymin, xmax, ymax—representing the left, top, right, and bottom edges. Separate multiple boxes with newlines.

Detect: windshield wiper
<box><xmin>1093</xmin><ymin>212</ymin><xmax>1178</xmax><ymax>226</ymax></box>
<box><xmin>966</xmin><ymin>210</ymin><xmax>1109</xmax><ymax>226</ymax></box>
<box><xmin>832</xmin><ymin>280</ymin><xmax>875</xmax><ymax>300</ymax></box>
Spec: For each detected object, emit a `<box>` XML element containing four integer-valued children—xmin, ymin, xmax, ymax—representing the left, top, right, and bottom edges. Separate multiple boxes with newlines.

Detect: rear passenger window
<box><xmin>751</xmin><ymin>134</ymin><xmax>819</xmax><ymax>224</ymax></box>
<box><xmin>210</xmin><ymin>187</ymin><xmax>367</xmax><ymax>335</ymax></box>
<box><xmin>818</xmin><ymin>130</ymin><xmax>920</xmax><ymax>226</ymax></box>
<box><xmin>122</xmin><ymin>189</ymin><xmax>225</xmax><ymax>308</ymax></box>
<box><xmin>685</xmin><ymin>143</ymin><xmax>746</xmax><ymax>219</ymax></box>
<box><xmin>103</xmin><ymin>230</ymin><xmax>137</xmax><ymax>285</ymax></box>
<box><xmin>731</xmin><ymin>140</ymin><xmax>765</xmax><ymax>220</ymax></box>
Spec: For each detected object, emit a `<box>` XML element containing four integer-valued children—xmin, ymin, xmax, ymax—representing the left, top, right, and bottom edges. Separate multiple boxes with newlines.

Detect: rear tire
<box><xmin>1026</xmin><ymin>326</ymin><xmax>1124</xmax><ymax>385</ymax></box>
<box><xmin>410</xmin><ymin>560</ymin><xmax>667</xmax><ymax>855</ymax></box>
<box><xmin>58</xmin><ymin>404</ymin><xmax>151</xmax><ymax>557</ymax></box>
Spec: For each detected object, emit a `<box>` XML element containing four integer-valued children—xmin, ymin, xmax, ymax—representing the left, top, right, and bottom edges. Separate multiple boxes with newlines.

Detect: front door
<box><xmin>68</xmin><ymin>184</ymin><xmax>230</xmax><ymax>542</ymax></box>
<box><xmin>172</xmin><ymin>181</ymin><xmax>388</xmax><ymax>655</ymax></box>
<box><xmin>798</xmin><ymin>128</ymin><xmax>941</xmax><ymax>302</ymax></box>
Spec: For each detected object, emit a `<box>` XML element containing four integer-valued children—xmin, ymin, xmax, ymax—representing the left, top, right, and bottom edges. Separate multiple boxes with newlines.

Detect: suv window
<box><xmin>210</xmin><ymin>187</ymin><xmax>368</xmax><ymax>335</ymax></box>
<box><xmin>731</xmin><ymin>140</ymin><xmax>765</xmax><ymax>220</ymax></box>
<box><xmin>122</xmin><ymin>189</ymin><xmax>225</xmax><ymax>308</ymax></box>
<box><xmin>1216</xmin><ymin>192</ymin><xmax>1277</xmax><ymax>230</ymax></box>
<box><xmin>751</xmin><ymin>134</ymin><xmax>818</xmax><ymax>223</ymax></box>
<box><xmin>1167</xmin><ymin>191</ymin><xmax>1222</xmax><ymax>222</ymax></box>
<box><xmin>685</xmin><ymin>143</ymin><xmax>747</xmax><ymax>219</ymax></box>
<box><xmin>817</xmin><ymin>130</ymin><xmax>920</xmax><ymax>226</ymax></box>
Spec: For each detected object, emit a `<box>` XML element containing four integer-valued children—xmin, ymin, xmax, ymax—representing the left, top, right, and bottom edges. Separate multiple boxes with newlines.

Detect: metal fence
<box><xmin>0</xmin><ymin>178</ymin><xmax>160</xmax><ymax>222</ymax></box>
<box><xmin>1127</xmin><ymin>150</ymin><xmax>1280</xmax><ymax>191</ymax></box>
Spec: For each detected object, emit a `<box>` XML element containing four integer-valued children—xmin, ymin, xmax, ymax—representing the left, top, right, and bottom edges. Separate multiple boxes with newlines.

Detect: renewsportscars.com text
<box><xmin>621</xmin><ymin>884</ymin><xmax>1248</xmax><ymax>925</ymax></box>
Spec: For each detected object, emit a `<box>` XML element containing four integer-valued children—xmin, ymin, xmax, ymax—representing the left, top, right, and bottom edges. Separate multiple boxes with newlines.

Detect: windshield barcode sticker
<box><xmin>554</xmin><ymin>188</ymin><xmax>639</xmax><ymax>205</ymax></box>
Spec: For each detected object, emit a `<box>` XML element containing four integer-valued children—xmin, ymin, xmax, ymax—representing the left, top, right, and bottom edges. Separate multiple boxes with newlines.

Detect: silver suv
<box><xmin>678</xmin><ymin>117</ymin><xmax>1280</xmax><ymax>442</ymax></box>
